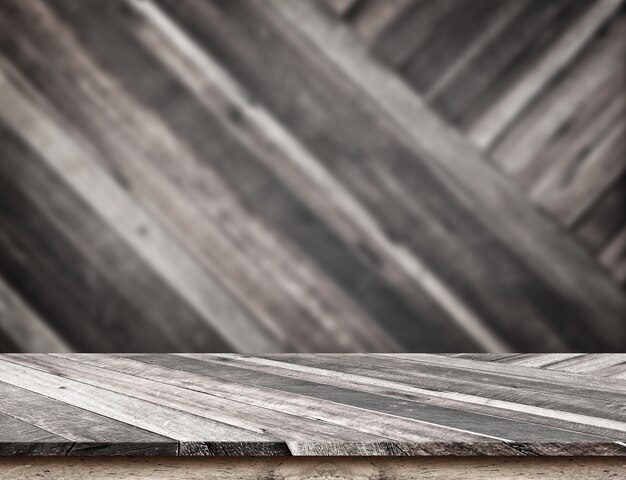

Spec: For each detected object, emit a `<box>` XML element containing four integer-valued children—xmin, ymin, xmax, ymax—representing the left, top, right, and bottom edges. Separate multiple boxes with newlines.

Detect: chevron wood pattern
<box><xmin>0</xmin><ymin>0</ymin><xmax>624</xmax><ymax>353</ymax></box>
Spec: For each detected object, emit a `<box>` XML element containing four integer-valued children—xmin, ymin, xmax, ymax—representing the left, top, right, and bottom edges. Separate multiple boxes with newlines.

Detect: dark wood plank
<box><xmin>346</xmin><ymin>0</ymin><xmax>412</xmax><ymax>42</ymax></box>
<box><xmin>0</xmin><ymin>411</ymin><xmax>71</xmax><ymax>456</ymax></box>
<box><xmin>371</xmin><ymin>0</ymin><xmax>462</xmax><ymax>68</ymax></box>
<box><xmin>429</xmin><ymin>0</ymin><xmax>593</xmax><ymax>127</ymax></box>
<box><xmin>0</xmin><ymin>275</ymin><xmax>68</xmax><ymax>353</ymax></box>
<box><xmin>574</xmin><ymin>172</ymin><xmax>626</xmax><ymax>253</ymax></box>
<box><xmin>401</xmin><ymin>0</ymin><xmax>520</xmax><ymax>94</ymax></box>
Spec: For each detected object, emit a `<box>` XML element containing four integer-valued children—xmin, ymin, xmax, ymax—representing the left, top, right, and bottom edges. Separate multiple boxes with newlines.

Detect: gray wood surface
<box><xmin>0</xmin><ymin>0</ymin><xmax>624</xmax><ymax>354</ymax></box>
<box><xmin>0</xmin><ymin>354</ymin><xmax>624</xmax><ymax>456</ymax></box>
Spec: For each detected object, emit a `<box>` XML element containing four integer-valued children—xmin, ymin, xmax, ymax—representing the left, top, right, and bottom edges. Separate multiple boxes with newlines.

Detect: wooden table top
<box><xmin>0</xmin><ymin>354</ymin><xmax>625</xmax><ymax>456</ymax></box>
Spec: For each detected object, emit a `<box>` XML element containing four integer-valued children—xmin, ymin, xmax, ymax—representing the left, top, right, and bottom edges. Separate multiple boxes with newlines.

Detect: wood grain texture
<box><xmin>0</xmin><ymin>0</ymin><xmax>624</xmax><ymax>354</ymax></box>
<box><xmin>0</xmin><ymin>354</ymin><xmax>625</xmax><ymax>456</ymax></box>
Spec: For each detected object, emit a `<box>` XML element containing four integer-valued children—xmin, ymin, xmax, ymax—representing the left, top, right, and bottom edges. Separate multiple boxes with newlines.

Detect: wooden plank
<box><xmin>490</xmin><ymin>12</ymin><xmax>626</xmax><ymax>193</ymax></box>
<box><xmin>0</xmin><ymin>380</ymin><xmax>177</xmax><ymax>456</ymax></box>
<box><xmin>43</xmin><ymin>354</ymin><xmax>535</xmax><ymax>455</ymax></box>
<box><xmin>543</xmin><ymin>354</ymin><xmax>626</xmax><ymax>374</ymax></box>
<box><xmin>0</xmin><ymin>357</ymin><xmax>271</xmax><ymax>443</ymax></box>
<box><xmin>0</xmin><ymin>120</ymin><xmax>231</xmax><ymax>352</ymax></box>
<box><xmin>496</xmin><ymin>353</ymin><xmax>586</xmax><ymax>368</ymax></box>
<box><xmin>0</xmin><ymin>2</ymin><xmax>278</xmax><ymax>352</ymax></box>
<box><xmin>0</xmin><ymin>354</ymin><xmax>626</xmax><ymax>457</ymax></box>
<box><xmin>0</xmin><ymin>275</ymin><xmax>68</xmax><ymax>353</ymax></box>
<box><xmin>151</xmin><ymin>0</ymin><xmax>609</xmax><ymax>352</ymax></box>
<box><xmin>37</xmin><ymin>0</ymin><xmax>488</xmax><ymax>352</ymax></box>
<box><xmin>430</xmin><ymin>0</ymin><xmax>591</xmax><ymax>127</ymax></box>
<box><xmin>470</xmin><ymin>0</ymin><xmax>624</xmax><ymax>148</ymax></box>
<box><xmin>267</xmin><ymin>0</ymin><xmax>626</xmax><ymax>350</ymax></box>
<box><xmin>601</xmin><ymin>225</ymin><xmax>626</xmax><ymax>283</ymax></box>
<box><xmin>0</xmin><ymin>0</ymin><xmax>403</xmax><ymax>353</ymax></box>
<box><xmin>373</xmin><ymin>354</ymin><xmax>626</xmax><ymax>401</ymax></box>
<box><xmin>3</xmin><ymin>355</ymin><xmax>395</xmax><ymax>446</ymax></box>
<box><xmin>2</xmin><ymin>457</ymin><xmax>626</xmax><ymax>480</ymax></box>
<box><xmin>530</xmin><ymin>97</ymin><xmax>625</xmax><ymax>226</ymax></box>
<box><xmin>422</xmin><ymin>0</ymin><xmax>530</xmax><ymax>102</ymax></box>
<box><xmin>184</xmin><ymin>354</ymin><xmax>626</xmax><ymax>442</ymax></box>
<box><xmin>347</xmin><ymin>0</ymin><xmax>412</xmax><ymax>43</ymax></box>
<box><xmin>371</xmin><ymin>0</ymin><xmax>462</xmax><ymax>69</ymax></box>
<box><xmin>260</xmin><ymin>354</ymin><xmax>626</xmax><ymax>427</ymax></box>
<box><xmin>0</xmin><ymin>411</ymin><xmax>71</xmax><ymax>456</ymax></box>
<box><xmin>401</xmin><ymin>0</ymin><xmax>519</xmax><ymax>94</ymax></box>
<box><xmin>112</xmin><ymin>353</ymin><xmax>626</xmax><ymax>453</ymax></box>
<box><xmin>126</xmin><ymin>0</ymin><xmax>485</xmax><ymax>352</ymax></box>
<box><xmin>389</xmin><ymin>354</ymin><xmax>626</xmax><ymax>393</ymax></box>
<box><xmin>574</xmin><ymin>172</ymin><xmax>626</xmax><ymax>252</ymax></box>
<box><xmin>66</xmin><ymin>354</ymin><xmax>599</xmax><ymax>449</ymax></box>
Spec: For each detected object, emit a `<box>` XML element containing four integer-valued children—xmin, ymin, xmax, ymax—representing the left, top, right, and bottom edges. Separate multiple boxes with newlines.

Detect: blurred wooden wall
<box><xmin>0</xmin><ymin>0</ymin><xmax>624</xmax><ymax>352</ymax></box>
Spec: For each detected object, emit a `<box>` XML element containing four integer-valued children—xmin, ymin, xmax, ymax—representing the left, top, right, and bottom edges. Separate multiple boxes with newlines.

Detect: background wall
<box><xmin>0</xmin><ymin>0</ymin><xmax>624</xmax><ymax>352</ymax></box>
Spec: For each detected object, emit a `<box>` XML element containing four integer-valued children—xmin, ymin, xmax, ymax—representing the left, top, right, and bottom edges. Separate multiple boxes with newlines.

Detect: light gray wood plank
<box><xmin>0</xmin><ymin>357</ymin><xmax>271</xmax><ymax>443</ymax></box>
<box><xmin>544</xmin><ymin>354</ymin><xmax>626</xmax><ymax>374</ymax></box>
<box><xmin>389</xmin><ymin>353</ymin><xmax>626</xmax><ymax>393</ymax></box>
<box><xmin>259</xmin><ymin>355</ymin><xmax>626</xmax><ymax>429</ymax></box>
<box><xmin>4</xmin><ymin>354</ymin><xmax>389</xmax><ymax>444</ymax></box>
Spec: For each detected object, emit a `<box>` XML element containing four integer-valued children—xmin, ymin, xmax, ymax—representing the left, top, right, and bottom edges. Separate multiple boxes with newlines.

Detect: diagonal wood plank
<box><xmin>182</xmin><ymin>354</ymin><xmax>626</xmax><ymax>442</ymax></box>
<box><xmin>56</xmin><ymin>353</ymin><xmax>528</xmax><ymax>453</ymax></box>
<box><xmin>0</xmin><ymin>275</ymin><xmax>68</xmax><ymax>353</ymax></box>
<box><xmin>258</xmin><ymin>354</ymin><xmax>626</xmax><ymax>427</ymax></box>
<box><xmin>0</xmin><ymin>354</ymin><xmax>625</xmax><ymax>457</ymax></box>
<box><xmin>3</xmin><ymin>354</ymin><xmax>396</xmax><ymax>445</ymax></box>
<box><xmin>105</xmin><ymin>353</ymin><xmax>626</xmax><ymax>451</ymax></box>
<box><xmin>269</xmin><ymin>0</ymin><xmax>626</xmax><ymax>348</ymax></box>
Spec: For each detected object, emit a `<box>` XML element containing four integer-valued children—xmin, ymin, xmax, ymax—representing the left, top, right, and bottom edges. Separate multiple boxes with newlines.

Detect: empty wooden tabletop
<box><xmin>0</xmin><ymin>354</ymin><xmax>625</xmax><ymax>456</ymax></box>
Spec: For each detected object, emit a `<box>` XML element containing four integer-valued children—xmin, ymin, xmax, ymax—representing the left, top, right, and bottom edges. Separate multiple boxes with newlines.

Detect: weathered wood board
<box><xmin>0</xmin><ymin>354</ymin><xmax>624</xmax><ymax>457</ymax></box>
